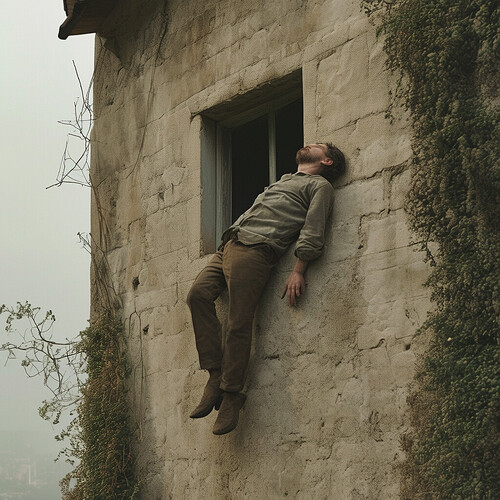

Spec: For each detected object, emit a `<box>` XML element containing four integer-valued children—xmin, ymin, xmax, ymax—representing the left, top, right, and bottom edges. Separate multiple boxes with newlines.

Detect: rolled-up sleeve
<box><xmin>294</xmin><ymin>183</ymin><xmax>334</xmax><ymax>261</ymax></box>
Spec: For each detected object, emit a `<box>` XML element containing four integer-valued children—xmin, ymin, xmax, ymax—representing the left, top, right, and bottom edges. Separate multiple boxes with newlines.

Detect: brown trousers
<box><xmin>187</xmin><ymin>239</ymin><xmax>277</xmax><ymax>392</ymax></box>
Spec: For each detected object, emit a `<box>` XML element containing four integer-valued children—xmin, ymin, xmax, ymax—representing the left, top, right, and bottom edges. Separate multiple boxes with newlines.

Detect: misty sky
<box><xmin>0</xmin><ymin>1</ymin><xmax>94</xmax><ymax>455</ymax></box>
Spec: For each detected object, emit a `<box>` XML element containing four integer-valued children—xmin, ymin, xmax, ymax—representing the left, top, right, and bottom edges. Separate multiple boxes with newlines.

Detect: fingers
<box><xmin>281</xmin><ymin>275</ymin><xmax>306</xmax><ymax>307</ymax></box>
<box><xmin>287</xmin><ymin>283</ymin><xmax>301</xmax><ymax>307</ymax></box>
<box><xmin>281</xmin><ymin>284</ymin><xmax>295</xmax><ymax>306</ymax></box>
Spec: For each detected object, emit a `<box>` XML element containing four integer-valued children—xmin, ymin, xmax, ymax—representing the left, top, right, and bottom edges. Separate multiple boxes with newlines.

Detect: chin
<box><xmin>296</xmin><ymin>151</ymin><xmax>316</xmax><ymax>164</ymax></box>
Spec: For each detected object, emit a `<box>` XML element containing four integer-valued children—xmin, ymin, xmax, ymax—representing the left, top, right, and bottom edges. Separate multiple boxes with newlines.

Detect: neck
<box><xmin>297</xmin><ymin>163</ymin><xmax>324</xmax><ymax>175</ymax></box>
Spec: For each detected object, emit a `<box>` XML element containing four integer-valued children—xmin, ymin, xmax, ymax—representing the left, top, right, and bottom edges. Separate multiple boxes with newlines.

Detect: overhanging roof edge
<box><xmin>59</xmin><ymin>1</ymin><xmax>89</xmax><ymax>40</ymax></box>
<box><xmin>58</xmin><ymin>0</ymin><xmax>118</xmax><ymax>40</ymax></box>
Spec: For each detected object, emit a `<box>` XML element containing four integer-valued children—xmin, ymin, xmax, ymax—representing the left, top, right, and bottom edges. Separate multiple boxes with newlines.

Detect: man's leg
<box><xmin>187</xmin><ymin>249</ymin><xmax>227</xmax><ymax>418</ymax></box>
<box><xmin>213</xmin><ymin>240</ymin><xmax>275</xmax><ymax>434</ymax></box>
<box><xmin>221</xmin><ymin>240</ymin><xmax>275</xmax><ymax>392</ymax></box>
<box><xmin>187</xmin><ymin>249</ymin><xmax>226</xmax><ymax>371</ymax></box>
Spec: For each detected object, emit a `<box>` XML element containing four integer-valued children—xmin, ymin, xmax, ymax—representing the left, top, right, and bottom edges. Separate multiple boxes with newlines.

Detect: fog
<box><xmin>0</xmin><ymin>0</ymin><xmax>95</xmax><ymax>484</ymax></box>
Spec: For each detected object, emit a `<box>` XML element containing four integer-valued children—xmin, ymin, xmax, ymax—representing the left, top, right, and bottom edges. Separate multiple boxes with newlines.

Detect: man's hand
<box><xmin>281</xmin><ymin>271</ymin><xmax>306</xmax><ymax>307</ymax></box>
<box><xmin>281</xmin><ymin>258</ymin><xmax>309</xmax><ymax>307</ymax></box>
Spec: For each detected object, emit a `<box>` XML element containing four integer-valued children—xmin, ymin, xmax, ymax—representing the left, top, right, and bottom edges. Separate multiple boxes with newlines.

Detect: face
<box><xmin>296</xmin><ymin>143</ymin><xmax>331</xmax><ymax>166</ymax></box>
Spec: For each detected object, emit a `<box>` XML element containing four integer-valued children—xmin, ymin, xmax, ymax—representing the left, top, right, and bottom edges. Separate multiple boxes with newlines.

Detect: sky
<box><xmin>0</xmin><ymin>0</ymin><xmax>94</xmax><ymax>457</ymax></box>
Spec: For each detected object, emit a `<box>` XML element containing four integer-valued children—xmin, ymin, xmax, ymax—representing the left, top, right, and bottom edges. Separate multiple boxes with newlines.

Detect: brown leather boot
<box><xmin>212</xmin><ymin>391</ymin><xmax>247</xmax><ymax>435</ymax></box>
<box><xmin>190</xmin><ymin>372</ymin><xmax>223</xmax><ymax>419</ymax></box>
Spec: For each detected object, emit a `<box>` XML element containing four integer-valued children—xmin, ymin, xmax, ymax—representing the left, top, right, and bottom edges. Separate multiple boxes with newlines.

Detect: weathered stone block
<box><xmin>362</xmin><ymin>210</ymin><xmax>412</xmax><ymax>257</ymax></box>
<box><xmin>323</xmin><ymin>220</ymin><xmax>360</xmax><ymax>262</ymax></box>
<box><xmin>145</xmin><ymin>202</ymin><xmax>188</xmax><ymax>256</ymax></box>
<box><xmin>317</xmin><ymin>34</ymin><xmax>390</xmax><ymax>131</ymax></box>
<box><xmin>351</xmin><ymin>113</ymin><xmax>412</xmax><ymax>179</ymax></box>
<box><xmin>360</xmin><ymin>246</ymin><xmax>429</xmax><ymax>304</ymax></box>
<box><xmin>333</xmin><ymin>177</ymin><xmax>385</xmax><ymax>223</ymax></box>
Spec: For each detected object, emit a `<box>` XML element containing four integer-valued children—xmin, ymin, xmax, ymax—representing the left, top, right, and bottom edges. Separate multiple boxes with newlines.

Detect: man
<box><xmin>187</xmin><ymin>142</ymin><xmax>346</xmax><ymax>435</ymax></box>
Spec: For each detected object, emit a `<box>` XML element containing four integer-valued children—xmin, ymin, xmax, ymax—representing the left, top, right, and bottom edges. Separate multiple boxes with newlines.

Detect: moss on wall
<box><xmin>61</xmin><ymin>313</ymin><xmax>138</xmax><ymax>500</ymax></box>
<box><xmin>363</xmin><ymin>0</ymin><xmax>500</xmax><ymax>497</ymax></box>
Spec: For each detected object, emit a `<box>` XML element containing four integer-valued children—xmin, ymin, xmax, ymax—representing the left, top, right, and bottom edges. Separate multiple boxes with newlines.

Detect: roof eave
<box><xmin>58</xmin><ymin>0</ymin><xmax>118</xmax><ymax>40</ymax></box>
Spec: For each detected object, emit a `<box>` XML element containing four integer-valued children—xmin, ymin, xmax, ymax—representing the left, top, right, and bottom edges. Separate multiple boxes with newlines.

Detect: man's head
<box><xmin>296</xmin><ymin>143</ymin><xmax>346</xmax><ymax>183</ymax></box>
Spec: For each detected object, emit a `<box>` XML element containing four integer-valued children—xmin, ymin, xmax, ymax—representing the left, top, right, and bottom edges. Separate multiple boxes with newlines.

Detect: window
<box><xmin>200</xmin><ymin>73</ymin><xmax>303</xmax><ymax>253</ymax></box>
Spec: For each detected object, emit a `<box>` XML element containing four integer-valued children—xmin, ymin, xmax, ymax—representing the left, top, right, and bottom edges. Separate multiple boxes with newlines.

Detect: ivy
<box><xmin>60</xmin><ymin>313</ymin><xmax>138</xmax><ymax>499</ymax></box>
<box><xmin>363</xmin><ymin>0</ymin><xmax>500</xmax><ymax>497</ymax></box>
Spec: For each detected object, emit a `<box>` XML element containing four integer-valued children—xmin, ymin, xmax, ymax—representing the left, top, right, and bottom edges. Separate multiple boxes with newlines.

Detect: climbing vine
<box><xmin>60</xmin><ymin>312</ymin><xmax>138</xmax><ymax>500</ymax></box>
<box><xmin>362</xmin><ymin>0</ymin><xmax>500</xmax><ymax>497</ymax></box>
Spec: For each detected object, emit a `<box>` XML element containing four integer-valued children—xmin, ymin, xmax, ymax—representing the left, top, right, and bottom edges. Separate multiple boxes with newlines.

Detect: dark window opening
<box><xmin>231</xmin><ymin>115</ymin><xmax>269</xmax><ymax>222</ymax></box>
<box><xmin>276</xmin><ymin>99</ymin><xmax>304</xmax><ymax>180</ymax></box>
<box><xmin>230</xmin><ymin>98</ymin><xmax>303</xmax><ymax>222</ymax></box>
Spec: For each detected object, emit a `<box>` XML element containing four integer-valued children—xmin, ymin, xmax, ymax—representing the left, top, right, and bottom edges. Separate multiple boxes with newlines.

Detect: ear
<box><xmin>320</xmin><ymin>157</ymin><xmax>333</xmax><ymax>166</ymax></box>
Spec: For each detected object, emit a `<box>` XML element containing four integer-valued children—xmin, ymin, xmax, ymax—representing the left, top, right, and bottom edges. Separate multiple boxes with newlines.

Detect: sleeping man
<box><xmin>187</xmin><ymin>142</ymin><xmax>345</xmax><ymax>435</ymax></box>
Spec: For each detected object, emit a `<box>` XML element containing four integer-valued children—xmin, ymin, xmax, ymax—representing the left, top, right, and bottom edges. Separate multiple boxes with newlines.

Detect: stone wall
<box><xmin>90</xmin><ymin>0</ymin><xmax>431</xmax><ymax>498</ymax></box>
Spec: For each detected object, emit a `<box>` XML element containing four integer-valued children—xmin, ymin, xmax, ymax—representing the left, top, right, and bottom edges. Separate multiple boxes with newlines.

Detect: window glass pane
<box><xmin>231</xmin><ymin>115</ymin><xmax>269</xmax><ymax>223</ymax></box>
<box><xmin>275</xmin><ymin>98</ymin><xmax>303</xmax><ymax>180</ymax></box>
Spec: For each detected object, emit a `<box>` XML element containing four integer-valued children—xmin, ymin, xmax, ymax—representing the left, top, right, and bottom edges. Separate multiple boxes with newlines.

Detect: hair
<box><xmin>321</xmin><ymin>143</ymin><xmax>346</xmax><ymax>183</ymax></box>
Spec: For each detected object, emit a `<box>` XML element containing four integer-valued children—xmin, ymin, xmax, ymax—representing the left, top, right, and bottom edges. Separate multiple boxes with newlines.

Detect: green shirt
<box><xmin>223</xmin><ymin>172</ymin><xmax>334</xmax><ymax>262</ymax></box>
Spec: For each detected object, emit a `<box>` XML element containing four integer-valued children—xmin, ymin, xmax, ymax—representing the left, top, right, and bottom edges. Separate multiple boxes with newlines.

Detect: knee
<box><xmin>187</xmin><ymin>283</ymin><xmax>208</xmax><ymax>309</ymax></box>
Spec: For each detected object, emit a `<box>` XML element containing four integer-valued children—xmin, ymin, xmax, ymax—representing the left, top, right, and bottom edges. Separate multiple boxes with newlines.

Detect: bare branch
<box><xmin>1</xmin><ymin>302</ymin><xmax>85</xmax><ymax>420</ymax></box>
<box><xmin>48</xmin><ymin>61</ymin><xmax>93</xmax><ymax>190</ymax></box>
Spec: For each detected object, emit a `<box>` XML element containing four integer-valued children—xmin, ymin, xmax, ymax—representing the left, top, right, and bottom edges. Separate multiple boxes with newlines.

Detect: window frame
<box><xmin>200</xmin><ymin>87</ymin><xmax>303</xmax><ymax>254</ymax></box>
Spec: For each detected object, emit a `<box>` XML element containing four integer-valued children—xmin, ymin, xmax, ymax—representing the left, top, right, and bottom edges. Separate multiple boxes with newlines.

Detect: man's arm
<box><xmin>283</xmin><ymin>182</ymin><xmax>334</xmax><ymax>307</ymax></box>
<box><xmin>281</xmin><ymin>258</ymin><xmax>308</xmax><ymax>307</ymax></box>
<box><xmin>294</xmin><ymin>182</ymin><xmax>334</xmax><ymax>261</ymax></box>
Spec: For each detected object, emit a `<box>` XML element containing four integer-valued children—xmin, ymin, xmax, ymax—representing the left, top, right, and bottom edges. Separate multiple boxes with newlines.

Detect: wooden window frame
<box><xmin>200</xmin><ymin>83</ymin><xmax>302</xmax><ymax>254</ymax></box>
